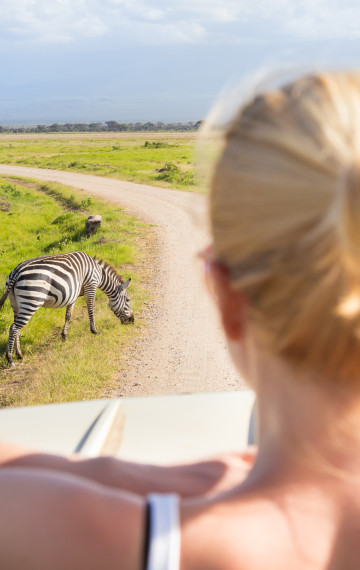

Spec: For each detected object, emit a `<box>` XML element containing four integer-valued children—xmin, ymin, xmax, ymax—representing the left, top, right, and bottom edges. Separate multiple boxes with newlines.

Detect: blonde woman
<box><xmin>1</xmin><ymin>70</ymin><xmax>360</xmax><ymax>568</ymax></box>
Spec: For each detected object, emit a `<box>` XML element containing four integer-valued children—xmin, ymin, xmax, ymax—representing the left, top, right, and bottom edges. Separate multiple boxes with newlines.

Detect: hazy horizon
<box><xmin>2</xmin><ymin>1</ymin><xmax>360</xmax><ymax>124</ymax></box>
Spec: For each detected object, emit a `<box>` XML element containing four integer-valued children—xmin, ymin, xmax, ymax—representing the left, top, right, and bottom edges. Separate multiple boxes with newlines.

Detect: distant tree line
<box><xmin>0</xmin><ymin>121</ymin><xmax>202</xmax><ymax>134</ymax></box>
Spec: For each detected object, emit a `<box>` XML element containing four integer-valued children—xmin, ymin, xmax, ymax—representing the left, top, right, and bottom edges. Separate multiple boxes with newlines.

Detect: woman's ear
<box><xmin>212</xmin><ymin>263</ymin><xmax>248</xmax><ymax>341</ymax></box>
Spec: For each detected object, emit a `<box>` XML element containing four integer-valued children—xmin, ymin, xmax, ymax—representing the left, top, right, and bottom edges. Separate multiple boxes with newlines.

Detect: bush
<box><xmin>156</xmin><ymin>162</ymin><xmax>195</xmax><ymax>186</ymax></box>
<box><xmin>144</xmin><ymin>141</ymin><xmax>173</xmax><ymax>149</ymax></box>
<box><xmin>80</xmin><ymin>197</ymin><xmax>93</xmax><ymax>208</ymax></box>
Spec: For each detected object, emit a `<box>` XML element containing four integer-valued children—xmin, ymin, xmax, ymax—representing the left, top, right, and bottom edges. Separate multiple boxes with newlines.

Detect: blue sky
<box><xmin>1</xmin><ymin>0</ymin><xmax>360</xmax><ymax>124</ymax></box>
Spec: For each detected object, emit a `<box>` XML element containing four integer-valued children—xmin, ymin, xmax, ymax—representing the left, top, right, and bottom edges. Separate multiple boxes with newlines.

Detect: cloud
<box><xmin>105</xmin><ymin>0</ymin><xmax>164</xmax><ymax>21</ymax></box>
<box><xmin>0</xmin><ymin>0</ymin><xmax>108</xmax><ymax>43</ymax></box>
<box><xmin>283</xmin><ymin>1</ymin><xmax>360</xmax><ymax>40</ymax></box>
<box><xmin>1</xmin><ymin>0</ymin><xmax>360</xmax><ymax>45</ymax></box>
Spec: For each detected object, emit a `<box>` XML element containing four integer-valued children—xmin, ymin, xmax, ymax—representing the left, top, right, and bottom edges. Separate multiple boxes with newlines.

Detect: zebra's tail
<box><xmin>0</xmin><ymin>290</ymin><xmax>9</xmax><ymax>310</ymax></box>
<box><xmin>0</xmin><ymin>273</ymin><xmax>18</xmax><ymax>310</ymax></box>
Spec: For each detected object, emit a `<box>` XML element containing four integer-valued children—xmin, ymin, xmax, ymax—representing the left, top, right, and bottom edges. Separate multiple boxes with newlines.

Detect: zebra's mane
<box><xmin>94</xmin><ymin>257</ymin><xmax>124</xmax><ymax>283</ymax></box>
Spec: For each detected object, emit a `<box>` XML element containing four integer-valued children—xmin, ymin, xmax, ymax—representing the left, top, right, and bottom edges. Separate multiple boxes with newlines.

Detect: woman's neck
<box><xmin>244</xmin><ymin>340</ymin><xmax>360</xmax><ymax>488</ymax></box>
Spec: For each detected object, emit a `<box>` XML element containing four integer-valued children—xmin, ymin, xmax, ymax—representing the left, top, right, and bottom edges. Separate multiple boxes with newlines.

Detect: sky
<box><xmin>1</xmin><ymin>0</ymin><xmax>360</xmax><ymax>124</ymax></box>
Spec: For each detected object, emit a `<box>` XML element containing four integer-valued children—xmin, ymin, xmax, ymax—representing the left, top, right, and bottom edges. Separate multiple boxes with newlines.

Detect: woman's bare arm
<box><xmin>0</xmin><ymin>467</ymin><xmax>145</xmax><ymax>570</ymax></box>
<box><xmin>0</xmin><ymin>440</ymin><xmax>257</xmax><ymax>497</ymax></box>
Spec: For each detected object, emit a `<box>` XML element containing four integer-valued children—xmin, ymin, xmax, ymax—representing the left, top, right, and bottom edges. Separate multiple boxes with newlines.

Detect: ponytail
<box><xmin>210</xmin><ymin>71</ymin><xmax>360</xmax><ymax>383</ymax></box>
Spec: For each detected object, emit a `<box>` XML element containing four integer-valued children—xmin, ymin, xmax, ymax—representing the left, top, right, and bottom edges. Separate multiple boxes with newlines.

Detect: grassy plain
<box><xmin>0</xmin><ymin>132</ymin><xmax>199</xmax><ymax>191</ymax></box>
<box><xmin>0</xmin><ymin>176</ymin><xmax>155</xmax><ymax>407</ymax></box>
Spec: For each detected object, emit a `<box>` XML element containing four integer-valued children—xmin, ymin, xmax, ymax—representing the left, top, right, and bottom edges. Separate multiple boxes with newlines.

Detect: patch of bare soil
<box><xmin>2</xmin><ymin>177</ymin><xmax>38</xmax><ymax>189</ymax></box>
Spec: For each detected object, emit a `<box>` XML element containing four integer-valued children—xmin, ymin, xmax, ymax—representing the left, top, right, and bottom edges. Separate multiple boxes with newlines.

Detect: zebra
<box><xmin>0</xmin><ymin>251</ymin><xmax>134</xmax><ymax>367</ymax></box>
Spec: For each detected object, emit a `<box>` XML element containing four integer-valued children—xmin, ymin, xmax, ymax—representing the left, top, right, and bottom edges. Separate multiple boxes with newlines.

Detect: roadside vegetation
<box><xmin>0</xmin><ymin>132</ymin><xmax>199</xmax><ymax>191</ymax></box>
<box><xmin>0</xmin><ymin>176</ymin><xmax>155</xmax><ymax>408</ymax></box>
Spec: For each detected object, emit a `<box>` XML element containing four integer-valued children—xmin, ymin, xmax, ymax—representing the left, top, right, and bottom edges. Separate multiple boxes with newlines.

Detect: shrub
<box><xmin>156</xmin><ymin>162</ymin><xmax>195</xmax><ymax>186</ymax></box>
<box><xmin>144</xmin><ymin>141</ymin><xmax>173</xmax><ymax>149</ymax></box>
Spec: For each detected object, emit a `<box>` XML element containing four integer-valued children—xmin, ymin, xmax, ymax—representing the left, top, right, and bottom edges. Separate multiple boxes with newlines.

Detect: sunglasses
<box><xmin>198</xmin><ymin>244</ymin><xmax>228</xmax><ymax>300</ymax></box>
<box><xmin>199</xmin><ymin>244</ymin><xmax>276</xmax><ymax>295</ymax></box>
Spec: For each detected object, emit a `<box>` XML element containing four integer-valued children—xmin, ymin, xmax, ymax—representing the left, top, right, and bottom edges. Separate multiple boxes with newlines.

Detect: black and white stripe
<box><xmin>0</xmin><ymin>251</ymin><xmax>134</xmax><ymax>366</ymax></box>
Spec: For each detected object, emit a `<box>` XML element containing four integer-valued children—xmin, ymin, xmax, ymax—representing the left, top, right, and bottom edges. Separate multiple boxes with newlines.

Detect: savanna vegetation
<box><xmin>0</xmin><ymin>132</ymin><xmax>198</xmax><ymax>191</ymax></box>
<box><xmin>0</xmin><ymin>176</ymin><xmax>155</xmax><ymax>408</ymax></box>
<box><xmin>0</xmin><ymin>120</ymin><xmax>201</xmax><ymax>134</ymax></box>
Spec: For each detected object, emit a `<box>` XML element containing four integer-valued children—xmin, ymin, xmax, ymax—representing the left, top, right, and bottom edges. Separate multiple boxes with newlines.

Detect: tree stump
<box><xmin>85</xmin><ymin>214</ymin><xmax>102</xmax><ymax>235</ymax></box>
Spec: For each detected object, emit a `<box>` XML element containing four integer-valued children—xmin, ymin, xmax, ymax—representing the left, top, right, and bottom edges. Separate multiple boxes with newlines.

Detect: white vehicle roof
<box><xmin>0</xmin><ymin>391</ymin><xmax>255</xmax><ymax>463</ymax></box>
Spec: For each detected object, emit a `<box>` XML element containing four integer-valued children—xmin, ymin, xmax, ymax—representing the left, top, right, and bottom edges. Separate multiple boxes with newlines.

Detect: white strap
<box><xmin>146</xmin><ymin>493</ymin><xmax>181</xmax><ymax>570</ymax></box>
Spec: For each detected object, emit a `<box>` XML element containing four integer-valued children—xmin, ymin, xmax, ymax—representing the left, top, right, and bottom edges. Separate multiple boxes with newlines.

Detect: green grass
<box><xmin>0</xmin><ymin>176</ymin><xmax>156</xmax><ymax>407</ymax></box>
<box><xmin>0</xmin><ymin>133</ymin><xmax>200</xmax><ymax>191</ymax></box>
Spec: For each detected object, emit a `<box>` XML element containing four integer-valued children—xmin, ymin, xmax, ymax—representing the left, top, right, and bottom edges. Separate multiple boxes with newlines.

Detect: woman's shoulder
<box><xmin>180</xmin><ymin>480</ymin><xmax>360</xmax><ymax>570</ymax></box>
<box><xmin>181</xmin><ymin>490</ymin><xmax>290</xmax><ymax>570</ymax></box>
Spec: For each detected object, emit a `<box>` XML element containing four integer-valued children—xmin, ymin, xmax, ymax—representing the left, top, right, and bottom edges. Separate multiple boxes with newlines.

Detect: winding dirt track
<box><xmin>0</xmin><ymin>165</ymin><xmax>244</xmax><ymax>396</ymax></box>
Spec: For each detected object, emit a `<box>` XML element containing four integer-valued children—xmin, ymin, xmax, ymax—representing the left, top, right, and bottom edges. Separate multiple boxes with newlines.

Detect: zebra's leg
<box><xmin>8</xmin><ymin>292</ymin><xmax>23</xmax><ymax>362</ymax></box>
<box><xmin>6</xmin><ymin>323</ymin><xmax>21</xmax><ymax>367</ymax></box>
<box><xmin>6</xmin><ymin>294</ymin><xmax>40</xmax><ymax>366</ymax></box>
<box><xmin>61</xmin><ymin>302</ymin><xmax>75</xmax><ymax>341</ymax></box>
<box><xmin>15</xmin><ymin>330</ymin><xmax>23</xmax><ymax>360</ymax></box>
<box><xmin>84</xmin><ymin>286</ymin><xmax>98</xmax><ymax>334</ymax></box>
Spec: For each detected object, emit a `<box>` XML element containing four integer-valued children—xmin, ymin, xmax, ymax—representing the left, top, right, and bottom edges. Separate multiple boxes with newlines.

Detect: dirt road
<box><xmin>0</xmin><ymin>165</ymin><xmax>244</xmax><ymax>396</ymax></box>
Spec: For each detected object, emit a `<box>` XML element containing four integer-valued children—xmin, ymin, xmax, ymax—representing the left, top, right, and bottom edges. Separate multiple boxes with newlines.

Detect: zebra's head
<box><xmin>109</xmin><ymin>278</ymin><xmax>134</xmax><ymax>324</ymax></box>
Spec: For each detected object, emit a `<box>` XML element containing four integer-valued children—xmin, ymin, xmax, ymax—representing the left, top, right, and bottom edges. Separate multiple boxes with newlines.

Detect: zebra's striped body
<box><xmin>0</xmin><ymin>251</ymin><xmax>134</xmax><ymax>366</ymax></box>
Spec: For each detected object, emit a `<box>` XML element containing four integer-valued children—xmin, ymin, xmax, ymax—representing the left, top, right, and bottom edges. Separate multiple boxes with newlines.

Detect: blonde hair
<box><xmin>210</xmin><ymin>71</ymin><xmax>360</xmax><ymax>383</ymax></box>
